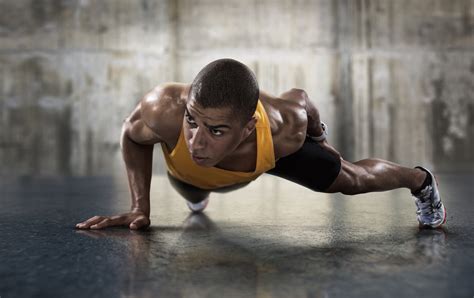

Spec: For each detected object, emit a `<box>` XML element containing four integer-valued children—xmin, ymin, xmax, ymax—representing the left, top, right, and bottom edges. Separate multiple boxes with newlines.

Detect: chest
<box><xmin>214</xmin><ymin>139</ymin><xmax>258</xmax><ymax>172</ymax></box>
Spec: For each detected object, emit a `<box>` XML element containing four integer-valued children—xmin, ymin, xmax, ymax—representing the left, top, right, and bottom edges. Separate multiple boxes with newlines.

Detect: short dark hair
<box><xmin>190</xmin><ymin>58</ymin><xmax>259</xmax><ymax>124</ymax></box>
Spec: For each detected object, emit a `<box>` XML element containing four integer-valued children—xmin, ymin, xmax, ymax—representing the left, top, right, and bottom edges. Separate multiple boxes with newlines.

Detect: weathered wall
<box><xmin>0</xmin><ymin>0</ymin><xmax>176</xmax><ymax>176</ymax></box>
<box><xmin>0</xmin><ymin>0</ymin><xmax>473</xmax><ymax>177</ymax></box>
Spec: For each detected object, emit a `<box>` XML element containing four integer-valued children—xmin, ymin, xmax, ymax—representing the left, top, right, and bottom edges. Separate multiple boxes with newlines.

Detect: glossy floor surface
<box><xmin>0</xmin><ymin>173</ymin><xmax>473</xmax><ymax>298</ymax></box>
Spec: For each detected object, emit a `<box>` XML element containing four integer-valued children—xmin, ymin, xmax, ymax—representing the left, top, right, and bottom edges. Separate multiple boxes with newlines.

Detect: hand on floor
<box><xmin>75</xmin><ymin>210</ymin><xmax>150</xmax><ymax>230</ymax></box>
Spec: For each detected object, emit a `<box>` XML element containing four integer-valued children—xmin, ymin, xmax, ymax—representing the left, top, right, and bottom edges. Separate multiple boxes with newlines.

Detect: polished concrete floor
<box><xmin>0</xmin><ymin>173</ymin><xmax>473</xmax><ymax>298</ymax></box>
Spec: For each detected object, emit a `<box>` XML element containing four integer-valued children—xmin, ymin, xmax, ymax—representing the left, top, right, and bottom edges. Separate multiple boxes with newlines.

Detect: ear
<box><xmin>242</xmin><ymin>116</ymin><xmax>257</xmax><ymax>138</ymax></box>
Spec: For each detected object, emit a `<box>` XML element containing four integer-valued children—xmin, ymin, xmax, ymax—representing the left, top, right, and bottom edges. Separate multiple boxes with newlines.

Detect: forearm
<box><xmin>305</xmin><ymin>97</ymin><xmax>324</xmax><ymax>137</ymax></box>
<box><xmin>120</xmin><ymin>124</ymin><xmax>153</xmax><ymax>217</ymax></box>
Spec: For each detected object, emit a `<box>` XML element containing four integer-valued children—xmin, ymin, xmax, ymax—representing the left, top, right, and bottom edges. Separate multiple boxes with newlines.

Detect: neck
<box><xmin>215</xmin><ymin>128</ymin><xmax>257</xmax><ymax>168</ymax></box>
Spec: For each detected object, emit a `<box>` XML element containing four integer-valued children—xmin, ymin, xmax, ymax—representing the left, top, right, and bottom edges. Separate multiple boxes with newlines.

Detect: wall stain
<box><xmin>86</xmin><ymin>129</ymin><xmax>93</xmax><ymax>176</ymax></box>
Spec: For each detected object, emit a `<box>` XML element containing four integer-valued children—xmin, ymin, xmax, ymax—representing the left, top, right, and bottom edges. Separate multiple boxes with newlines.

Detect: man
<box><xmin>76</xmin><ymin>58</ymin><xmax>447</xmax><ymax>231</ymax></box>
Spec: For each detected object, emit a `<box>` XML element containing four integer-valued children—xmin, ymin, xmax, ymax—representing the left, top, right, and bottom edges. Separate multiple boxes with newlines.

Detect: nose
<box><xmin>189</xmin><ymin>127</ymin><xmax>206</xmax><ymax>152</ymax></box>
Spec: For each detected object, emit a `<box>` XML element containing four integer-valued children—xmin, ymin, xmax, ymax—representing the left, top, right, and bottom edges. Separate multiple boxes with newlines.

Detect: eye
<box><xmin>185</xmin><ymin>114</ymin><xmax>196</xmax><ymax>125</ymax></box>
<box><xmin>210</xmin><ymin>128</ymin><xmax>223</xmax><ymax>136</ymax></box>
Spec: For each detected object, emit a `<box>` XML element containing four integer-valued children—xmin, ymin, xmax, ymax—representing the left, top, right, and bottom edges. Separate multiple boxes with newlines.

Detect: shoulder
<box><xmin>259</xmin><ymin>89</ymin><xmax>305</xmax><ymax>124</ymax></box>
<box><xmin>139</xmin><ymin>82</ymin><xmax>190</xmax><ymax>144</ymax></box>
<box><xmin>259</xmin><ymin>89</ymin><xmax>308</xmax><ymax>159</ymax></box>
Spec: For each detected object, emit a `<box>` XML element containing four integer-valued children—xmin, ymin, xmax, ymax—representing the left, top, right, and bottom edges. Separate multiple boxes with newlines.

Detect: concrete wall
<box><xmin>0</xmin><ymin>0</ymin><xmax>176</xmax><ymax>176</ymax></box>
<box><xmin>0</xmin><ymin>0</ymin><xmax>473</xmax><ymax>177</ymax></box>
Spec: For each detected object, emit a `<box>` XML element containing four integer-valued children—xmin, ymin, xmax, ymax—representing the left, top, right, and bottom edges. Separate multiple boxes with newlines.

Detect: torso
<box><xmin>144</xmin><ymin>83</ymin><xmax>308</xmax><ymax>172</ymax></box>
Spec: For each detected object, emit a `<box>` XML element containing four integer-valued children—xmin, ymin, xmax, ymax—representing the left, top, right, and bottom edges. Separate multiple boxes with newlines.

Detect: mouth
<box><xmin>191</xmin><ymin>155</ymin><xmax>208</xmax><ymax>163</ymax></box>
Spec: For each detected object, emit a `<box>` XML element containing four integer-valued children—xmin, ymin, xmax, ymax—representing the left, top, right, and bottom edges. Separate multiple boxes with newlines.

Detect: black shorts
<box><xmin>266</xmin><ymin>136</ymin><xmax>341</xmax><ymax>192</ymax></box>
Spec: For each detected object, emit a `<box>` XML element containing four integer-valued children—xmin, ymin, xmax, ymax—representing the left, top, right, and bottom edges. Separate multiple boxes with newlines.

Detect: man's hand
<box><xmin>75</xmin><ymin>210</ymin><xmax>150</xmax><ymax>230</ymax></box>
<box><xmin>318</xmin><ymin>139</ymin><xmax>343</xmax><ymax>161</ymax></box>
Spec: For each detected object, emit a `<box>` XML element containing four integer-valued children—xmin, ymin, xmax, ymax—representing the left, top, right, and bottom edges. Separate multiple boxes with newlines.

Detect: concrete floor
<box><xmin>0</xmin><ymin>173</ymin><xmax>473</xmax><ymax>298</ymax></box>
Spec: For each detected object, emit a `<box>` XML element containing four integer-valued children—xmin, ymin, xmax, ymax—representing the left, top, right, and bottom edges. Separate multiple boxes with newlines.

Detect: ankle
<box><xmin>411</xmin><ymin>169</ymin><xmax>428</xmax><ymax>194</ymax></box>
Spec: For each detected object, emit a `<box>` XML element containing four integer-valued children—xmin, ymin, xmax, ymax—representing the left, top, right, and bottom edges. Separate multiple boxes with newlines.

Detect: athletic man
<box><xmin>76</xmin><ymin>58</ymin><xmax>447</xmax><ymax>231</ymax></box>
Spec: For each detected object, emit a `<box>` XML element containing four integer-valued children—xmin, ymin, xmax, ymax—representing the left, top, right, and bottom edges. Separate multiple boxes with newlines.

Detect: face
<box><xmin>183</xmin><ymin>98</ymin><xmax>256</xmax><ymax>167</ymax></box>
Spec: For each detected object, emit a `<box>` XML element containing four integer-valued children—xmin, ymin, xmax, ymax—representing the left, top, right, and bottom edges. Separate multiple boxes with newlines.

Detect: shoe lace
<box><xmin>417</xmin><ymin>185</ymin><xmax>433</xmax><ymax>201</ymax></box>
<box><xmin>415</xmin><ymin>198</ymin><xmax>433</xmax><ymax>216</ymax></box>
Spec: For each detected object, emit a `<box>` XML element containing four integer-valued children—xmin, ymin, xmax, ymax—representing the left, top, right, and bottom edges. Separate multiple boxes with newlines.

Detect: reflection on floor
<box><xmin>0</xmin><ymin>173</ymin><xmax>473</xmax><ymax>297</ymax></box>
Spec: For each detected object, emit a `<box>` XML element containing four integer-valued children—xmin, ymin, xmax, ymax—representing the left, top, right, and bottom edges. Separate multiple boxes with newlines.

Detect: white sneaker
<box><xmin>412</xmin><ymin>166</ymin><xmax>447</xmax><ymax>228</ymax></box>
<box><xmin>186</xmin><ymin>198</ymin><xmax>209</xmax><ymax>213</ymax></box>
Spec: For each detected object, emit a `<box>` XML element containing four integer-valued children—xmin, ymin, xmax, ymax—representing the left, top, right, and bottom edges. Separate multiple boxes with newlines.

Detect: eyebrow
<box><xmin>185</xmin><ymin>107</ymin><xmax>231</xmax><ymax>129</ymax></box>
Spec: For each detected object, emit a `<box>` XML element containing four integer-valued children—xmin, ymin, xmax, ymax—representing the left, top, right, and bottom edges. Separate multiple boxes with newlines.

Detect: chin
<box><xmin>200</xmin><ymin>163</ymin><xmax>214</xmax><ymax>168</ymax></box>
<box><xmin>202</xmin><ymin>159</ymin><xmax>217</xmax><ymax>167</ymax></box>
<box><xmin>192</xmin><ymin>156</ymin><xmax>215</xmax><ymax>167</ymax></box>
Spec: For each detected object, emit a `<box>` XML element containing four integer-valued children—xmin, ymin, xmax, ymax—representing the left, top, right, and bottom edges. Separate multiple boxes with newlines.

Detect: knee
<box><xmin>186</xmin><ymin>192</ymin><xmax>209</xmax><ymax>204</ymax></box>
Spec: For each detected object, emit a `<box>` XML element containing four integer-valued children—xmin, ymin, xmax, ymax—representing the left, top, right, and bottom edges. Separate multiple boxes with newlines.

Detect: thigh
<box><xmin>212</xmin><ymin>181</ymin><xmax>251</xmax><ymax>193</ymax></box>
<box><xmin>167</xmin><ymin>172</ymin><xmax>251</xmax><ymax>201</ymax></box>
<box><xmin>167</xmin><ymin>172</ymin><xmax>210</xmax><ymax>203</ymax></box>
<box><xmin>267</xmin><ymin>137</ymin><xmax>342</xmax><ymax>192</ymax></box>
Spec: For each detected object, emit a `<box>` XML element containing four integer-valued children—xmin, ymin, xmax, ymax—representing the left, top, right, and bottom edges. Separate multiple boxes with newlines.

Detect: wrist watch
<box><xmin>307</xmin><ymin>121</ymin><xmax>328</xmax><ymax>142</ymax></box>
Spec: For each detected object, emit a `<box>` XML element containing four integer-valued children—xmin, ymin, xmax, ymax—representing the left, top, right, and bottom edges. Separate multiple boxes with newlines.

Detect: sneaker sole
<box><xmin>431</xmin><ymin>174</ymin><xmax>447</xmax><ymax>228</ymax></box>
<box><xmin>186</xmin><ymin>199</ymin><xmax>209</xmax><ymax>213</ymax></box>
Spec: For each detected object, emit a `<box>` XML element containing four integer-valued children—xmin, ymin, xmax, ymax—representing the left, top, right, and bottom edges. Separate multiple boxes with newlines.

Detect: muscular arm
<box><xmin>300</xmin><ymin>89</ymin><xmax>342</xmax><ymax>159</ymax></box>
<box><xmin>120</xmin><ymin>103</ymin><xmax>160</xmax><ymax>217</ymax></box>
<box><xmin>278</xmin><ymin>88</ymin><xmax>341</xmax><ymax>160</ymax></box>
<box><xmin>121</xmin><ymin>83</ymin><xmax>186</xmax><ymax>216</ymax></box>
<box><xmin>277</xmin><ymin>88</ymin><xmax>324</xmax><ymax>137</ymax></box>
<box><xmin>301</xmin><ymin>92</ymin><xmax>324</xmax><ymax>138</ymax></box>
<box><xmin>76</xmin><ymin>84</ymin><xmax>178</xmax><ymax>230</ymax></box>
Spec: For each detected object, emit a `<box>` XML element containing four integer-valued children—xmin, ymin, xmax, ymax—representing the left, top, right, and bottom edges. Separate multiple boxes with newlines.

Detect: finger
<box><xmin>129</xmin><ymin>216</ymin><xmax>150</xmax><ymax>230</ymax></box>
<box><xmin>76</xmin><ymin>216</ymin><xmax>105</xmax><ymax>229</ymax></box>
<box><xmin>76</xmin><ymin>215</ymin><xmax>103</xmax><ymax>227</ymax></box>
<box><xmin>90</xmin><ymin>215</ymin><xmax>128</xmax><ymax>229</ymax></box>
<box><xmin>75</xmin><ymin>216</ymin><xmax>96</xmax><ymax>228</ymax></box>
<box><xmin>90</xmin><ymin>217</ymin><xmax>114</xmax><ymax>229</ymax></box>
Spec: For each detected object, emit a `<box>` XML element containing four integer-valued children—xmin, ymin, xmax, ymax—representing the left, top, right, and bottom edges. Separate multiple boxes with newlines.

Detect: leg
<box><xmin>324</xmin><ymin>158</ymin><xmax>427</xmax><ymax>195</ymax></box>
<box><xmin>267</xmin><ymin>136</ymin><xmax>426</xmax><ymax>195</ymax></box>
<box><xmin>167</xmin><ymin>172</ymin><xmax>210</xmax><ymax>204</ymax></box>
<box><xmin>211</xmin><ymin>181</ymin><xmax>251</xmax><ymax>193</ymax></box>
<box><xmin>267</xmin><ymin>137</ymin><xmax>445</xmax><ymax>228</ymax></box>
<box><xmin>167</xmin><ymin>172</ymin><xmax>251</xmax><ymax>200</ymax></box>
<box><xmin>325</xmin><ymin>159</ymin><xmax>447</xmax><ymax>228</ymax></box>
<box><xmin>267</xmin><ymin>136</ymin><xmax>342</xmax><ymax>192</ymax></box>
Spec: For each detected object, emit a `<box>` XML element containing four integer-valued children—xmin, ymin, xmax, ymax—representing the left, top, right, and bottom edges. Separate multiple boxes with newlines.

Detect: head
<box><xmin>184</xmin><ymin>58</ymin><xmax>259</xmax><ymax>167</ymax></box>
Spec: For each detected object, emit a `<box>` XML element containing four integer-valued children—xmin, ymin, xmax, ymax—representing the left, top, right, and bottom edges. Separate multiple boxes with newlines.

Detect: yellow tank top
<box><xmin>161</xmin><ymin>100</ymin><xmax>275</xmax><ymax>190</ymax></box>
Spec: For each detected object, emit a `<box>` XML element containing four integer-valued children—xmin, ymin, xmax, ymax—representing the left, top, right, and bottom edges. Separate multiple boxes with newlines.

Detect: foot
<box><xmin>186</xmin><ymin>198</ymin><xmax>210</xmax><ymax>213</ymax></box>
<box><xmin>412</xmin><ymin>166</ymin><xmax>447</xmax><ymax>228</ymax></box>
